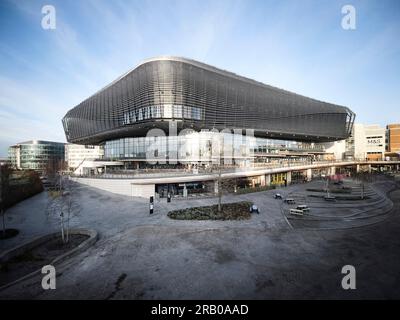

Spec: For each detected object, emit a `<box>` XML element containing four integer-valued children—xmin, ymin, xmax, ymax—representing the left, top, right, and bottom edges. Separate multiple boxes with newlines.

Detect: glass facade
<box><xmin>8</xmin><ymin>140</ymin><xmax>65</xmax><ymax>174</ymax></box>
<box><xmin>102</xmin><ymin>131</ymin><xmax>325</xmax><ymax>163</ymax></box>
<box><xmin>253</xmin><ymin>138</ymin><xmax>323</xmax><ymax>154</ymax></box>
<box><xmin>103</xmin><ymin>131</ymin><xmax>252</xmax><ymax>162</ymax></box>
<box><xmin>122</xmin><ymin>105</ymin><xmax>202</xmax><ymax>125</ymax></box>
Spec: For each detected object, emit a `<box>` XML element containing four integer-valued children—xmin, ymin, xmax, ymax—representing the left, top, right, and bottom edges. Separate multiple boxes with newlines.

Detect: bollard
<box><xmin>167</xmin><ymin>193</ymin><xmax>171</xmax><ymax>203</ymax></box>
<box><xmin>149</xmin><ymin>202</ymin><xmax>154</xmax><ymax>214</ymax></box>
<box><xmin>149</xmin><ymin>196</ymin><xmax>154</xmax><ymax>214</ymax></box>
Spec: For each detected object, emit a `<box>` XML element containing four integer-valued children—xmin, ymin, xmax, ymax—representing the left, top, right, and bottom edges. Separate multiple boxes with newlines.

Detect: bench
<box><xmin>284</xmin><ymin>198</ymin><xmax>295</xmax><ymax>204</ymax></box>
<box><xmin>289</xmin><ymin>208</ymin><xmax>304</xmax><ymax>216</ymax></box>
<box><xmin>296</xmin><ymin>205</ymin><xmax>310</xmax><ymax>212</ymax></box>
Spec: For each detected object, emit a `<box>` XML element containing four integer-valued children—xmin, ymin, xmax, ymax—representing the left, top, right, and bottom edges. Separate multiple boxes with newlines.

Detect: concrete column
<box><xmin>286</xmin><ymin>171</ymin><xmax>292</xmax><ymax>185</ymax></box>
<box><xmin>183</xmin><ymin>184</ymin><xmax>188</xmax><ymax>198</ymax></box>
<box><xmin>368</xmin><ymin>164</ymin><xmax>372</xmax><ymax>173</ymax></box>
<box><xmin>356</xmin><ymin>164</ymin><xmax>360</xmax><ymax>173</ymax></box>
<box><xmin>306</xmin><ymin>169</ymin><xmax>312</xmax><ymax>181</ymax></box>
<box><xmin>330</xmin><ymin>166</ymin><xmax>336</xmax><ymax>176</ymax></box>
<box><xmin>265</xmin><ymin>174</ymin><xmax>271</xmax><ymax>186</ymax></box>
<box><xmin>214</xmin><ymin>180</ymin><xmax>218</xmax><ymax>194</ymax></box>
<box><xmin>260</xmin><ymin>174</ymin><xmax>266</xmax><ymax>187</ymax></box>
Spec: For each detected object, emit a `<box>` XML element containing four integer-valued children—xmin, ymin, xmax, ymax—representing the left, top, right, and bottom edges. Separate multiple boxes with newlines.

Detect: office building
<box><xmin>8</xmin><ymin>140</ymin><xmax>65</xmax><ymax>175</ymax></box>
<box><xmin>65</xmin><ymin>144</ymin><xmax>104</xmax><ymax>170</ymax></box>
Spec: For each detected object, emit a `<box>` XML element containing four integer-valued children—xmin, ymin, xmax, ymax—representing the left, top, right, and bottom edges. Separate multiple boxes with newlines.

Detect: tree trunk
<box><xmin>60</xmin><ymin>213</ymin><xmax>65</xmax><ymax>243</ymax></box>
<box><xmin>217</xmin><ymin>167</ymin><xmax>222</xmax><ymax>212</ymax></box>
<box><xmin>66</xmin><ymin>207</ymin><xmax>70</xmax><ymax>244</ymax></box>
<box><xmin>361</xmin><ymin>183</ymin><xmax>364</xmax><ymax>200</ymax></box>
<box><xmin>66</xmin><ymin>218</ymin><xmax>70</xmax><ymax>243</ymax></box>
<box><xmin>1</xmin><ymin>209</ymin><xmax>5</xmax><ymax>237</ymax></box>
<box><xmin>326</xmin><ymin>178</ymin><xmax>330</xmax><ymax>197</ymax></box>
<box><xmin>218</xmin><ymin>187</ymin><xmax>222</xmax><ymax>212</ymax></box>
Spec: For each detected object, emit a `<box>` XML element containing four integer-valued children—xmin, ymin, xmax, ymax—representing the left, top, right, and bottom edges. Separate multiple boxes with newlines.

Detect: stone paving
<box><xmin>1</xmin><ymin>177</ymin><xmax>400</xmax><ymax>299</ymax></box>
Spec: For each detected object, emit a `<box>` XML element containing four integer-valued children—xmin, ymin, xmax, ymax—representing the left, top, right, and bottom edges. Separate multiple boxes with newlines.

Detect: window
<box><xmin>183</xmin><ymin>106</ymin><xmax>191</xmax><ymax>119</ymax></box>
<box><xmin>122</xmin><ymin>104</ymin><xmax>203</xmax><ymax>125</ymax></box>
<box><xmin>173</xmin><ymin>105</ymin><xmax>182</xmax><ymax>118</ymax></box>
<box><xmin>163</xmin><ymin>105</ymin><xmax>173</xmax><ymax>118</ymax></box>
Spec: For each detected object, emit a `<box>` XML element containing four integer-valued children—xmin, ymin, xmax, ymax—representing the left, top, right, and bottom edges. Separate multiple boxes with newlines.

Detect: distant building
<box><xmin>385</xmin><ymin>124</ymin><xmax>400</xmax><ymax>160</ymax></box>
<box><xmin>65</xmin><ymin>144</ymin><xmax>104</xmax><ymax>170</ymax></box>
<box><xmin>8</xmin><ymin>140</ymin><xmax>66</xmax><ymax>175</ymax></box>
<box><xmin>0</xmin><ymin>157</ymin><xmax>11</xmax><ymax>166</ymax></box>
<box><xmin>345</xmin><ymin>124</ymin><xmax>386</xmax><ymax>160</ymax></box>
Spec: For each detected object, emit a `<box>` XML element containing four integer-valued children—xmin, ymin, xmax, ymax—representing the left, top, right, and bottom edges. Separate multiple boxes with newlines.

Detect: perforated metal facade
<box><xmin>62</xmin><ymin>56</ymin><xmax>355</xmax><ymax>144</ymax></box>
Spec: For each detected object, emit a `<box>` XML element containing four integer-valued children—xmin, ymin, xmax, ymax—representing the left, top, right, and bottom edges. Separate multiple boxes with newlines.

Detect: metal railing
<box><xmin>70</xmin><ymin>158</ymin><xmax>400</xmax><ymax>180</ymax></box>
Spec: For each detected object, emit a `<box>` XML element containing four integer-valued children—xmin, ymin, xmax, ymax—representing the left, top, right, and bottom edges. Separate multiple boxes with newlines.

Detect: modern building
<box><xmin>65</xmin><ymin>144</ymin><xmax>104</xmax><ymax>171</ymax></box>
<box><xmin>62</xmin><ymin>56</ymin><xmax>359</xmax><ymax>197</ymax></box>
<box><xmin>386</xmin><ymin>124</ymin><xmax>400</xmax><ymax>159</ymax></box>
<box><xmin>344</xmin><ymin>124</ymin><xmax>386</xmax><ymax>161</ymax></box>
<box><xmin>62</xmin><ymin>56</ymin><xmax>355</xmax><ymax>169</ymax></box>
<box><xmin>8</xmin><ymin>140</ymin><xmax>66</xmax><ymax>175</ymax></box>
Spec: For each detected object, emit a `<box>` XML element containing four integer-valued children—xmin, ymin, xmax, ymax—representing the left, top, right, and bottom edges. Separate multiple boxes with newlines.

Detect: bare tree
<box><xmin>62</xmin><ymin>178</ymin><xmax>80</xmax><ymax>242</ymax></box>
<box><xmin>216</xmin><ymin>165</ymin><xmax>223</xmax><ymax>212</ymax></box>
<box><xmin>214</xmin><ymin>164</ymin><xmax>237</xmax><ymax>212</ymax></box>
<box><xmin>46</xmin><ymin>175</ymin><xmax>80</xmax><ymax>244</ymax></box>
<box><xmin>0</xmin><ymin>164</ymin><xmax>11</xmax><ymax>237</ymax></box>
<box><xmin>325</xmin><ymin>177</ymin><xmax>331</xmax><ymax>198</ymax></box>
<box><xmin>357</xmin><ymin>171</ymin><xmax>370</xmax><ymax>200</ymax></box>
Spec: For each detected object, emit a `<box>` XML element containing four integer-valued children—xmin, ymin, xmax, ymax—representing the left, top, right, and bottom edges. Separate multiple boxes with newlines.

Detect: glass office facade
<box><xmin>8</xmin><ymin>140</ymin><xmax>65</xmax><ymax>174</ymax></box>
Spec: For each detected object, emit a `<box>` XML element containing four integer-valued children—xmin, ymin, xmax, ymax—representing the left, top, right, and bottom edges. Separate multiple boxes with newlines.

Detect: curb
<box><xmin>0</xmin><ymin>228</ymin><xmax>98</xmax><ymax>292</ymax></box>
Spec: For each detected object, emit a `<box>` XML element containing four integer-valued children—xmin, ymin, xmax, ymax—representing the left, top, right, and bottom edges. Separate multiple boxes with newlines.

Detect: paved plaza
<box><xmin>1</xmin><ymin>177</ymin><xmax>400</xmax><ymax>299</ymax></box>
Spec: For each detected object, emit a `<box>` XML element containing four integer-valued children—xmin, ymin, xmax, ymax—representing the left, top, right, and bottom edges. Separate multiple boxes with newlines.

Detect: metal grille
<box><xmin>62</xmin><ymin>57</ymin><xmax>355</xmax><ymax>144</ymax></box>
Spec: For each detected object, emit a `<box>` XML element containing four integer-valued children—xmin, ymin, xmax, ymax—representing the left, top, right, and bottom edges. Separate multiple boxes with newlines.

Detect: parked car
<box><xmin>289</xmin><ymin>208</ymin><xmax>304</xmax><ymax>216</ymax></box>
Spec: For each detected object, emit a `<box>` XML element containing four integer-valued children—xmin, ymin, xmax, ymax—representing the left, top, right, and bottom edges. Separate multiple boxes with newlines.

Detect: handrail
<box><xmin>69</xmin><ymin>159</ymin><xmax>400</xmax><ymax>180</ymax></box>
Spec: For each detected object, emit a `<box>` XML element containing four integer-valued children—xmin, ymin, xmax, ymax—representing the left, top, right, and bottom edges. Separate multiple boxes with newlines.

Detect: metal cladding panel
<box><xmin>62</xmin><ymin>57</ymin><xmax>355</xmax><ymax>144</ymax></box>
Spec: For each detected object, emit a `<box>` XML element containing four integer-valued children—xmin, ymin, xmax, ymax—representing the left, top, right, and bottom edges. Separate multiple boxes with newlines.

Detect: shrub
<box><xmin>168</xmin><ymin>201</ymin><xmax>253</xmax><ymax>220</ymax></box>
<box><xmin>235</xmin><ymin>185</ymin><xmax>275</xmax><ymax>195</ymax></box>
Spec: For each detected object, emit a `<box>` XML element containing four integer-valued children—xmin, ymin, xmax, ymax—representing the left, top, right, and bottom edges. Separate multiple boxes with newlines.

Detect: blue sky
<box><xmin>0</xmin><ymin>0</ymin><xmax>399</xmax><ymax>156</ymax></box>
